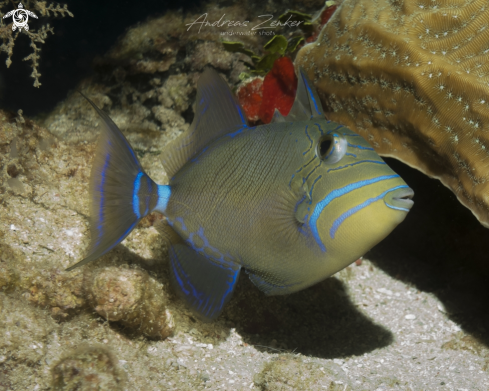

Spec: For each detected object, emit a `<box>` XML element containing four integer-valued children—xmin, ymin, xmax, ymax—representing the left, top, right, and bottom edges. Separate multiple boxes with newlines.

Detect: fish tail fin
<box><xmin>66</xmin><ymin>94</ymin><xmax>171</xmax><ymax>271</ymax></box>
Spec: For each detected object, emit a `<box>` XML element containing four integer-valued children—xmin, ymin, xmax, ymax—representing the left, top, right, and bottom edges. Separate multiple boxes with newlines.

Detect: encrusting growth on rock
<box><xmin>86</xmin><ymin>267</ymin><xmax>175</xmax><ymax>339</ymax></box>
<box><xmin>296</xmin><ymin>0</ymin><xmax>489</xmax><ymax>227</ymax></box>
<box><xmin>51</xmin><ymin>346</ymin><xmax>125</xmax><ymax>391</ymax></box>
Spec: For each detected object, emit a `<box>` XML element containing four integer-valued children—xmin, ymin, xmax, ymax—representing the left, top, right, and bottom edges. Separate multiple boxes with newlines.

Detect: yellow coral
<box><xmin>296</xmin><ymin>0</ymin><xmax>489</xmax><ymax>227</ymax></box>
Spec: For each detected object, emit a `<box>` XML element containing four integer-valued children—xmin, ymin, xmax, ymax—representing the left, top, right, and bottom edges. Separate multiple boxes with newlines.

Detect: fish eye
<box><xmin>316</xmin><ymin>134</ymin><xmax>347</xmax><ymax>164</ymax></box>
<box><xmin>318</xmin><ymin>137</ymin><xmax>333</xmax><ymax>158</ymax></box>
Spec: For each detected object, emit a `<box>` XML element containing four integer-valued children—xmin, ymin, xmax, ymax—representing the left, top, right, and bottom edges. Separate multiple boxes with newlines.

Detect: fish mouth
<box><xmin>384</xmin><ymin>187</ymin><xmax>414</xmax><ymax>212</ymax></box>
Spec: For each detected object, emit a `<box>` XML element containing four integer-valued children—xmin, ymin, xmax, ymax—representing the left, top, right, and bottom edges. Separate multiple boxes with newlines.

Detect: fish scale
<box><xmin>66</xmin><ymin>68</ymin><xmax>414</xmax><ymax>321</ymax></box>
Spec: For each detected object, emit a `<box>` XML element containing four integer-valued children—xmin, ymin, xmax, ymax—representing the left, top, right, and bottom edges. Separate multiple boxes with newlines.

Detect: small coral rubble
<box><xmin>51</xmin><ymin>346</ymin><xmax>125</xmax><ymax>391</ymax></box>
<box><xmin>254</xmin><ymin>354</ymin><xmax>352</xmax><ymax>390</ymax></box>
<box><xmin>296</xmin><ymin>0</ymin><xmax>489</xmax><ymax>227</ymax></box>
<box><xmin>86</xmin><ymin>266</ymin><xmax>175</xmax><ymax>339</ymax></box>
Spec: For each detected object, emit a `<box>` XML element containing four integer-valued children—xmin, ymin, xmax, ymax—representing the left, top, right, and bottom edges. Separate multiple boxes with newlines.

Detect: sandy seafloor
<box><xmin>2</xmin><ymin>1</ymin><xmax>489</xmax><ymax>390</ymax></box>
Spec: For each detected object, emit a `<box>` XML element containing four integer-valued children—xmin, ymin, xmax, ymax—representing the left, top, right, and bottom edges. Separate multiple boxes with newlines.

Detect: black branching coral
<box><xmin>0</xmin><ymin>1</ymin><xmax>72</xmax><ymax>87</ymax></box>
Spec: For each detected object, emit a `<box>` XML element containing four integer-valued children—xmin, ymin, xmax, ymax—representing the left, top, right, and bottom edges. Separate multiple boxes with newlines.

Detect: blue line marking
<box><xmin>114</xmin><ymin>221</ymin><xmax>137</xmax><ymax>250</ymax></box>
<box><xmin>302</xmin><ymin>125</ymin><xmax>313</xmax><ymax>155</ymax></box>
<box><xmin>347</xmin><ymin>143</ymin><xmax>374</xmax><ymax>151</ymax></box>
<box><xmin>191</xmin><ymin>146</ymin><xmax>209</xmax><ymax>163</ymax></box>
<box><xmin>288</xmin><ymin>174</ymin><xmax>295</xmax><ymax>189</ymax></box>
<box><xmin>309</xmin><ymin>175</ymin><xmax>400</xmax><ymax>252</ymax></box>
<box><xmin>170</xmin><ymin>251</ymin><xmax>193</xmax><ymax>297</ymax></box>
<box><xmin>304</xmin><ymin>77</ymin><xmax>320</xmax><ymax>115</ymax></box>
<box><xmin>170</xmin><ymin>241</ymin><xmax>239</xmax><ymax>318</ymax></box>
<box><xmin>294</xmin><ymin>194</ymin><xmax>306</xmax><ymax>215</ymax></box>
<box><xmin>174</xmin><ymin>217</ymin><xmax>187</xmax><ymax>232</ymax></box>
<box><xmin>144</xmin><ymin>176</ymin><xmax>152</xmax><ymax>216</ymax></box>
<box><xmin>217</xmin><ymin>267</ymin><xmax>239</xmax><ymax>315</ymax></box>
<box><xmin>330</xmin><ymin>185</ymin><xmax>409</xmax><ymax>239</ymax></box>
<box><xmin>346</xmin><ymin>153</ymin><xmax>357</xmax><ymax>158</ymax></box>
<box><xmin>227</xmin><ymin>127</ymin><xmax>247</xmax><ymax>138</ymax></box>
<box><xmin>308</xmin><ymin>175</ymin><xmax>322</xmax><ymax>202</ymax></box>
<box><xmin>304</xmin><ymin>161</ymin><xmax>322</xmax><ymax>183</ymax></box>
<box><xmin>315</xmin><ymin>123</ymin><xmax>325</xmax><ymax>135</ymax></box>
<box><xmin>227</xmin><ymin>88</ymin><xmax>247</xmax><ymax>127</ymax></box>
<box><xmin>155</xmin><ymin>185</ymin><xmax>171</xmax><ymax>214</ymax></box>
<box><xmin>296</xmin><ymin>156</ymin><xmax>315</xmax><ymax>174</ymax></box>
<box><xmin>236</xmin><ymin>103</ymin><xmax>247</xmax><ymax>126</ymax></box>
<box><xmin>132</xmin><ymin>172</ymin><xmax>143</xmax><ymax>219</ymax></box>
<box><xmin>327</xmin><ymin>160</ymin><xmax>386</xmax><ymax>173</ymax></box>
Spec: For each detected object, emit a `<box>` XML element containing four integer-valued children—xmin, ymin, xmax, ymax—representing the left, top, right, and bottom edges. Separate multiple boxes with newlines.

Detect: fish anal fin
<box><xmin>168</xmin><ymin>242</ymin><xmax>241</xmax><ymax>321</ymax></box>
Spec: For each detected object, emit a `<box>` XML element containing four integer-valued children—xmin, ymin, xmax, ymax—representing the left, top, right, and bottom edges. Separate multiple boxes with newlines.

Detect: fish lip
<box><xmin>384</xmin><ymin>187</ymin><xmax>414</xmax><ymax>211</ymax></box>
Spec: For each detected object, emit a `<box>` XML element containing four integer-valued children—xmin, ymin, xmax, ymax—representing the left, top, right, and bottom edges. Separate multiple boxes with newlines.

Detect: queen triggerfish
<box><xmin>66</xmin><ymin>68</ymin><xmax>414</xmax><ymax>321</ymax></box>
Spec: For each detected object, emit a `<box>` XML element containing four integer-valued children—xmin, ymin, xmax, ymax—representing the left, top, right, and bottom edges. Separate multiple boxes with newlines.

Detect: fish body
<box><xmin>67</xmin><ymin>68</ymin><xmax>414</xmax><ymax>321</ymax></box>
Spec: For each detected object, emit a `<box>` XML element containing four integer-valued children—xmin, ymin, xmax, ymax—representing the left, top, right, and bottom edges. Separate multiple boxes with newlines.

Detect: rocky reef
<box><xmin>2</xmin><ymin>0</ymin><xmax>489</xmax><ymax>389</ymax></box>
<box><xmin>296</xmin><ymin>0</ymin><xmax>489</xmax><ymax>227</ymax></box>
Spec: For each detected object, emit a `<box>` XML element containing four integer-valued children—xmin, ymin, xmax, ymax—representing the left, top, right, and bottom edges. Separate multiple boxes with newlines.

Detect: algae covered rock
<box><xmin>254</xmin><ymin>354</ymin><xmax>351</xmax><ymax>390</ymax></box>
<box><xmin>0</xmin><ymin>293</ymin><xmax>56</xmax><ymax>364</ymax></box>
<box><xmin>51</xmin><ymin>346</ymin><xmax>125</xmax><ymax>391</ymax></box>
<box><xmin>86</xmin><ymin>266</ymin><xmax>175</xmax><ymax>338</ymax></box>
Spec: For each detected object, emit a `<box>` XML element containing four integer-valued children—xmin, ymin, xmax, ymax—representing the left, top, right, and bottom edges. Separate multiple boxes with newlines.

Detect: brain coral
<box><xmin>295</xmin><ymin>0</ymin><xmax>489</xmax><ymax>227</ymax></box>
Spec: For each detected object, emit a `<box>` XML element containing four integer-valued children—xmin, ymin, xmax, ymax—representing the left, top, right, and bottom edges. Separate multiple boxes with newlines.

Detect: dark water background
<box><xmin>0</xmin><ymin>0</ymin><xmax>202</xmax><ymax>117</ymax></box>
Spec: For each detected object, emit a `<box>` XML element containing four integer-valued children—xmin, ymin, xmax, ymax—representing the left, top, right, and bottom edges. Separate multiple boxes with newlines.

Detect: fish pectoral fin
<box><xmin>168</xmin><ymin>242</ymin><xmax>241</xmax><ymax>321</ymax></box>
<box><xmin>286</xmin><ymin>68</ymin><xmax>324</xmax><ymax>121</ymax></box>
<box><xmin>246</xmin><ymin>270</ymin><xmax>297</xmax><ymax>296</ymax></box>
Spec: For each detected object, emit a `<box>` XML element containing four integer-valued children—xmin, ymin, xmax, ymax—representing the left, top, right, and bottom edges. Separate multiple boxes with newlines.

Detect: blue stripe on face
<box><xmin>347</xmin><ymin>143</ymin><xmax>374</xmax><ymax>151</ymax></box>
<box><xmin>315</xmin><ymin>123</ymin><xmax>324</xmax><ymax>135</ymax></box>
<box><xmin>327</xmin><ymin>160</ymin><xmax>386</xmax><ymax>173</ymax></box>
<box><xmin>329</xmin><ymin>185</ymin><xmax>409</xmax><ymax>239</ymax></box>
<box><xmin>133</xmin><ymin>172</ymin><xmax>144</xmax><ymax>219</ymax></box>
<box><xmin>302</xmin><ymin>125</ymin><xmax>313</xmax><ymax>155</ymax></box>
<box><xmin>308</xmin><ymin>175</ymin><xmax>322</xmax><ymax>203</ymax></box>
<box><xmin>309</xmin><ymin>175</ymin><xmax>400</xmax><ymax>252</ymax></box>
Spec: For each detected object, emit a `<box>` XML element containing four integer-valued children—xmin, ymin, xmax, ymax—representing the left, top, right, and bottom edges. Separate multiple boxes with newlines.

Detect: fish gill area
<box><xmin>1</xmin><ymin>0</ymin><xmax>489</xmax><ymax>390</ymax></box>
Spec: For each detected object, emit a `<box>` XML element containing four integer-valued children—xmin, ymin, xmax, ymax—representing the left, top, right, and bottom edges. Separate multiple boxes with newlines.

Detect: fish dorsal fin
<box><xmin>162</xmin><ymin>68</ymin><xmax>248</xmax><ymax>178</ymax></box>
<box><xmin>271</xmin><ymin>108</ymin><xmax>286</xmax><ymax>123</ymax></box>
<box><xmin>285</xmin><ymin>68</ymin><xmax>324</xmax><ymax>121</ymax></box>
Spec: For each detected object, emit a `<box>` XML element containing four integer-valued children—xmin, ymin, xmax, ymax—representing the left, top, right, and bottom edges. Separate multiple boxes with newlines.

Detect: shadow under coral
<box><xmin>369</xmin><ymin>158</ymin><xmax>489</xmax><ymax>348</ymax></box>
